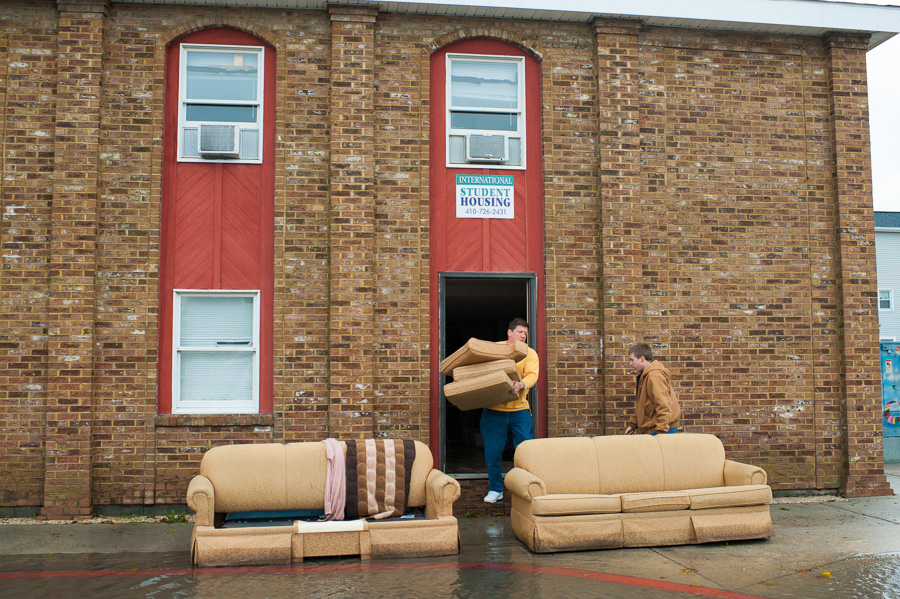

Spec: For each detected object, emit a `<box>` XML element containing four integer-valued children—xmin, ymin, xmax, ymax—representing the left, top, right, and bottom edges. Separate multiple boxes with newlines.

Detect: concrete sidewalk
<box><xmin>1</xmin><ymin>464</ymin><xmax>898</xmax><ymax>599</ymax></box>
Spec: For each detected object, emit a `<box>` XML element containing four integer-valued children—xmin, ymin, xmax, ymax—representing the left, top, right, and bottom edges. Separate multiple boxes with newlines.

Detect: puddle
<box><xmin>0</xmin><ymin>553</ymin><xmax>765</xmax><ymax>599</ymax></box>
<box><xmin>3</xmin><ymin>550</ymin><xmax>898</xmax><ymax>599</ymax></box>
<box><xmin>739</xmin><ymin>553</ymin><xmax>900</xmax><ymax>598</ymax></box>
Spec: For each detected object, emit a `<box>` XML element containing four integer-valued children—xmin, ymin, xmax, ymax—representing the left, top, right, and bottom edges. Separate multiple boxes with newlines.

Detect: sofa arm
<box><xmin>724</xmin><ymin>459</ymin><xmax>768</xmax><ymax>487</ymax></box>
<box><xmin>424</xmin><ymin>469</ymin><xmax>461</xmax><ymax>519</ymax></box>
<box><xmin>503</xmin><ymin>467</ymin><xmax>547</xmax><ymax>501</ymax></box>
<box><xmin>186</xmin><ymin>475</ymin><xmax>216</xmax><ymax>526</ymax></box>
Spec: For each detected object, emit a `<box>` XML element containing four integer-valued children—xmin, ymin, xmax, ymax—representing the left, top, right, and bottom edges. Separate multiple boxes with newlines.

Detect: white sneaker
<box><xmin>484</xmin><ymin>491</ymin><xmax>503</xmax><ymax>503</ymax></box>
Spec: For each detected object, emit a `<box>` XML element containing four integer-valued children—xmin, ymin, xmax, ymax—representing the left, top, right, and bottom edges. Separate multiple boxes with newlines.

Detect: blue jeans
<box><xmin>480</xmin><ymin>408</ymin><xmax>533</xmax><ymax>493</ymax></box>
<box><xmin>650</xmin><ymin>427</ymin><xmax>679</xmax><ymax>436</ymax></box>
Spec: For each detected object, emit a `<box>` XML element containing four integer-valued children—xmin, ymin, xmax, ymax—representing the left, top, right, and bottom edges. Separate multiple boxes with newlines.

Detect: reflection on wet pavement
<box><xmin>1</xmin><ymin>551</ymin><xmax>898</xmax><ymax>599</ymax></box>
<box><xmin>3</xmin><ymin>474</ymin><xmax>899</xmax><ymax>599</ymax></box>
<box><xmin>0</xmin><ymin>553</ymin><xmax>756</xmax><ymax>599</ymax></box>
<box><xmin>739</xmin><ymin>553</ymin><xmax>900</xmax><ymax>599</ymax></box>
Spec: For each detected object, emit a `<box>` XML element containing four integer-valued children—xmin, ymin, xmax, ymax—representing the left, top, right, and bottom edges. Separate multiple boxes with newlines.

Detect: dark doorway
<box><xmin>440</xmin><ymin>274</ymin><xmax>536</xmax><ymax>476</ymax></box>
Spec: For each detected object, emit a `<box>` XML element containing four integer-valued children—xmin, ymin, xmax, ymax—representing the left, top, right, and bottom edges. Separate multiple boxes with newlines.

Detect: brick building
<box><xmin>0</xmin><ymin>0</ymin><xmax>896</xmax><ymax>518</ymax></box>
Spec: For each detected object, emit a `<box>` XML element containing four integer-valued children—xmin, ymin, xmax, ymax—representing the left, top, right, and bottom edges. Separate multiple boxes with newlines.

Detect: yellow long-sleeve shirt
<box><xmin>485</xmin><ymin>343</ymin><xmax>539</xmax><ymax>412</ymax></box>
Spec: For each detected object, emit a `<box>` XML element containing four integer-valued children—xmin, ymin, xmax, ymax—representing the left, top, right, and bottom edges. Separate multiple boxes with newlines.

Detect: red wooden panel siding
<box><xmin>158</xmin><ymin>29</ymin><xmax>275</xmax><ymax>414</ymax></box>
<box><xmin>172</xmin><ymin>167</ymin><xmax>216</xmax><ymax>289</ymax></box>
<box><xmin>221</xmin><ymin>164</ymin><xmax>263</xmax><ymax>289</ymax></box>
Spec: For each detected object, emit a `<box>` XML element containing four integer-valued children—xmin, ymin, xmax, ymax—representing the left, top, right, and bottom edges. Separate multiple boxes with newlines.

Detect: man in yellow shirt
<box><xmin>481</xmin><ymin>318</ymin><xmax>539</xmax><ymax>503</ymax></box>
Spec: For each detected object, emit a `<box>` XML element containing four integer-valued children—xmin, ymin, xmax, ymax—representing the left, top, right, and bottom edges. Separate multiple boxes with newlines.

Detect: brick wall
<box><xmin>0</xmin><ymin>1</ymin><xmax>890</xmax><ymax>517</ymax></box>
<box><xmin>373</xmin><ymin>14</ymin><xmax>432</xmax><ymax>440</ymax></box>
<box><xmin>41</xmin><ymin>0</ymin><xmax>108</xmax><ymax>518</ymax></box>
<box><xmin>276</xmin><ymin>10</ymin><xmax>332</xmax><ymax>441</ymax></box>
<box><xmin>0</xmin><ymin>0</ymin><xmax>58</xmax><ymax>509</ymax></box>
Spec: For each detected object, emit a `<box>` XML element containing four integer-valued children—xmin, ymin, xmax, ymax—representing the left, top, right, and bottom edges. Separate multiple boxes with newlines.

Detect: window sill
<box><xmin>155</xmin><ymin>414</ymin><xmax>274</xmax><ymax>427</ymax></box>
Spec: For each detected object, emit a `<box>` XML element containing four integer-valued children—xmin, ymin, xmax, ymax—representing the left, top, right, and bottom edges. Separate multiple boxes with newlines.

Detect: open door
<box><xmin>439</xmin><ymin>273</ymin><xmax>537</xmax><ymax>476</ymax></box>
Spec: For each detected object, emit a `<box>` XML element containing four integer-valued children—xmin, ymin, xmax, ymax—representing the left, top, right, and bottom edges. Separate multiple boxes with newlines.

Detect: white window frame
<box><xmin>172</xmin><ymin>289</ymin><xmax>260</xmax><ymax>414</ymax></box>
<box><xmin>879</xmin><ymin>289</ymin><xmax>893</xmax><ymax>311</ymax></box>
<box><xmin>446</xmin><ymin>53</ymin><xmax>526</xmax><ymax>169</ymax></box>
<box><xmin>178</xmin><ymin>43</ymin><xmax>264</xmax><ymax>163</ymax></box>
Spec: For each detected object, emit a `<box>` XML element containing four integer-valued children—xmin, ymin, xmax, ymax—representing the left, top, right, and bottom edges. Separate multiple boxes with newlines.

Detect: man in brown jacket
<box><xmin>624</xmin><ymin>343</ymin><xmax>680</xmax><ymax>435</ymax></box>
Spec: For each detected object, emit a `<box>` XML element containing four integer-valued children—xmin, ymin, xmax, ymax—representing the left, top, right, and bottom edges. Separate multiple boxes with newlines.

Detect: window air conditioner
<box><xmin>465</xmin><ymin>134</ymin><xmax>508</xmax><ymax>162</ymax></box>
<box><xmin>198</xmin><ymin>124</ymin><xmax>240</xmax><ymax>158</ymax></box>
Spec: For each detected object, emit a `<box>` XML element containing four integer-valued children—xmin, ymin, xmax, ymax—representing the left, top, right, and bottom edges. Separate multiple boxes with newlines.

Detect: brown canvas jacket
<box><xmin>628</xmin><ymin>360</ymin><xmax>680</xmax><ymax>434</ymax></box>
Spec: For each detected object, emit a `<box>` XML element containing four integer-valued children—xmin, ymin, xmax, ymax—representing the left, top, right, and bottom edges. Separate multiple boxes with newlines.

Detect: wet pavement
<box><xmin>1</xmin><ymin>464</ymin><xmax>898</xmax><ymax>599</ymax></box>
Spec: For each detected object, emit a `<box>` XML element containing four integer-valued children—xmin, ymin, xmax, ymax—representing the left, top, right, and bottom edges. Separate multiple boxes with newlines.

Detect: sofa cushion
<box><xmin>532</xmin><ymin>494</ymin><xmax>621</xmax><ymax>516</ymax></box>
<box><xmin>686</xmin><ymin>485</ymin><xmax>772</xmax><ymax>510</ymax></box>
<box><xmin>514</xmin><ymin>437</ymin><xmax>601</xmax><ymax>494</ymax></box>
<box><xmin>590</xmin><ymin>434</ymin><xmax>727</xmax><ymax>494</ymax></box>
<box><xmin>451</xmin><ymin>359</ymin><xmax>520</xmax><ymax>382</ymax></box>
<box><xmin>202</xmin><ymin>443</ymin><xmax>312</xmax><ymax>513</ymax></box>
<box><xmin>620</xmin><ymin>492</ymin><xmax>691</xmax><ymax>513</ymax></box>
<box><xmin>440</xmin><ymin>338</ymin><xmax>528</xmax><ymax>375</ymax></box>
<box><xmin>593</xmin><ymin>435</ymin><xmax>666</xmax><ymax>494</ymax></box>
<box><xmin>691</xmin><ymin>505</ymin><xmax>774</xmax><ymax>544</ymax></box>
<box><xmin>443</xmin><ymin>371</ymin><xmax>516</xmax><ymax>411</ymax></box>
<box><xmin>655</xmin><ymin>433</ymin><xmax>727</xmax><ymax>490</ymax></box>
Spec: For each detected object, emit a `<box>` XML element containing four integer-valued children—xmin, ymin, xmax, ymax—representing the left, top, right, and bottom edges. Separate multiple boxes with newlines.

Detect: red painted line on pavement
<box><xmin>458</xmin><ymin>563</ymin><xmax>766</xmax><ymax>599</ymax></box>
<box><xmin>0</xmin><ymin>560</ymin><xmax>768</xmax><ymax>598</ymax></box>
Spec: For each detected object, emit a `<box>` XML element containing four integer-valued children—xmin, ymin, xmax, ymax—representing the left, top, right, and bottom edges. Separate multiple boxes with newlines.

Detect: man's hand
<box><xmin>624</xmin><ymin>426</ymin><xmax>634</xmax><ymax>435</ymax></box>
<box><xmin>510</xmin><ymin>381</ymin><xmax>525</xmax><ymax>395</ymax></box>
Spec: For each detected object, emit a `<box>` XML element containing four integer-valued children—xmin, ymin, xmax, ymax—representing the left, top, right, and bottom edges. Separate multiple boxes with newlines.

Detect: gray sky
<box><xmin>832</xmin><ymin>0</ymin><xmax>900</xmax><ymax>212</ymax></box>
<box><xmin>868</xmin><ymin>31</ymin><xmax>900</xmax><ymax>212</ymax></box>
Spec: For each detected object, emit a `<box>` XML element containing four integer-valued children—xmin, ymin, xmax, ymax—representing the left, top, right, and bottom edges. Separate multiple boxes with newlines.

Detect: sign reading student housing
<box><xmin>456</xmin><ymin>174</ymin><xmax>514</xmax><ymax>219</ymax></box>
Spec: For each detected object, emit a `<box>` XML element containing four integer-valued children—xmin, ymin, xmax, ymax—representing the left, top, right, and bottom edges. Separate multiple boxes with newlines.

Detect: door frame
<box><xmin>436</xmin><ymin>271</ymin><xmax>539</xmax><ymax>473</ymax></box>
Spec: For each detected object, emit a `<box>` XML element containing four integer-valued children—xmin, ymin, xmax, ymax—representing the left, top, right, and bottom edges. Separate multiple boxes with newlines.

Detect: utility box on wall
<box><xmin>882</xmin><ymin>343</ymin><xmax>900</xmax><ymax>462</ymax></box>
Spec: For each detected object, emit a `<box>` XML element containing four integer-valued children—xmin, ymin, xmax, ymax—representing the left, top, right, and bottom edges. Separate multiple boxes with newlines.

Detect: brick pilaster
<box><xmin>824</xmin><ymin>32</ymin><xmax>891</xmax><ymax>497</ymax></box>
<box><xmin>593</xmin><ymin>18</ymin><xmax>644</xmax><ymax>434</ymax></box>
<box><xmin>327</xmin><ymin>6</ymin><xmax>378</xmax><ymax>437</ymax></box>
<box><xmin>41</xmin><ymin>0</ymin><xmax>108</xmax><ymax>518</ymax></box>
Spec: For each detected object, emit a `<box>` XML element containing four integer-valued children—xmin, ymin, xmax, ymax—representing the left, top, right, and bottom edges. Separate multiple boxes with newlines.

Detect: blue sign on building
<box><xmin>881</xmin><ymin>343</ymin><xmax>900</xmax><ymax>438</ymax></box>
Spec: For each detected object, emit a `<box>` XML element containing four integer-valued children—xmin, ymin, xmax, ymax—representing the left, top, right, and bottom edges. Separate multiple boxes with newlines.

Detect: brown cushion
<box><xmin>451</xmin><ymin>359</ymin><xmax>520</xmax><ymax>382</ymax></box>
<box><xmin>440</xmin><ymin>338</ymin><xmax>528</xmax><ymax>375</ymax></box>
<box><xmin>532</xmin><ymin>494</ymin><xmax>621</xmax><ymax>516</ymax></box>
<box><xmin>687</xmin><ymin>485</ymin><xmax>772</xmax><ymax>509</ymax></box>
<box><xmin>443</xmin><ymin>371</ymin><xmax>516</xmax><ymax>411</ymax></box>
<box><xmin>620</xmin><ymin>492</ymin><xmax>690</xmax><ymax>513</ymax></box>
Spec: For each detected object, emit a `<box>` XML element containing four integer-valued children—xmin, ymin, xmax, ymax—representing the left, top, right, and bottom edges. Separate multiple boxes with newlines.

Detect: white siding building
<box><xmin>876</xmin><ymin>212</ymin><xmax>900</xmax><ymax>341</ymax></box>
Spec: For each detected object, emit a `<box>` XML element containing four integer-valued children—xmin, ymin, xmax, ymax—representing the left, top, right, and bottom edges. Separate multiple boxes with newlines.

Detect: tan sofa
<box><xmin>504</xmin><ymin>433</ymin><xmax>773</xmax><ymax>553</ymax></box>
<box><xmin>186</xmin><ymin>440</ymin><xmax>460</xmax><ymax>566</ymax></box>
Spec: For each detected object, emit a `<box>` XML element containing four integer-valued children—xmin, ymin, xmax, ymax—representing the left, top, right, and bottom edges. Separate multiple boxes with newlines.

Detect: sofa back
<box><xmin>200</xmin><ymin>440</ymin><xmax>433</xmax><ymax>513</ymax></box>
<box><xmin>514</xmin><ymin>434</ymin><xmax>727</xmax><ymax>494</ymax></box>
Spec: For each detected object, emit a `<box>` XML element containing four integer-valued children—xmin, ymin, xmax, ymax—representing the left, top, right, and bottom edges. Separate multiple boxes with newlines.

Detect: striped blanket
<box><xmin>345</xmin><ymin>439</ymin><xmax>416</xmax><ymax>520</ymax></box>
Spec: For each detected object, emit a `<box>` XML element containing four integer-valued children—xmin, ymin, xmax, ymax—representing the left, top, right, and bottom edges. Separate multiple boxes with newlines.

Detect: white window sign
<box><xmin>456</xmin><ymin>174</ymin><xmax>514</xmax><ymax>219</ymax></box>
